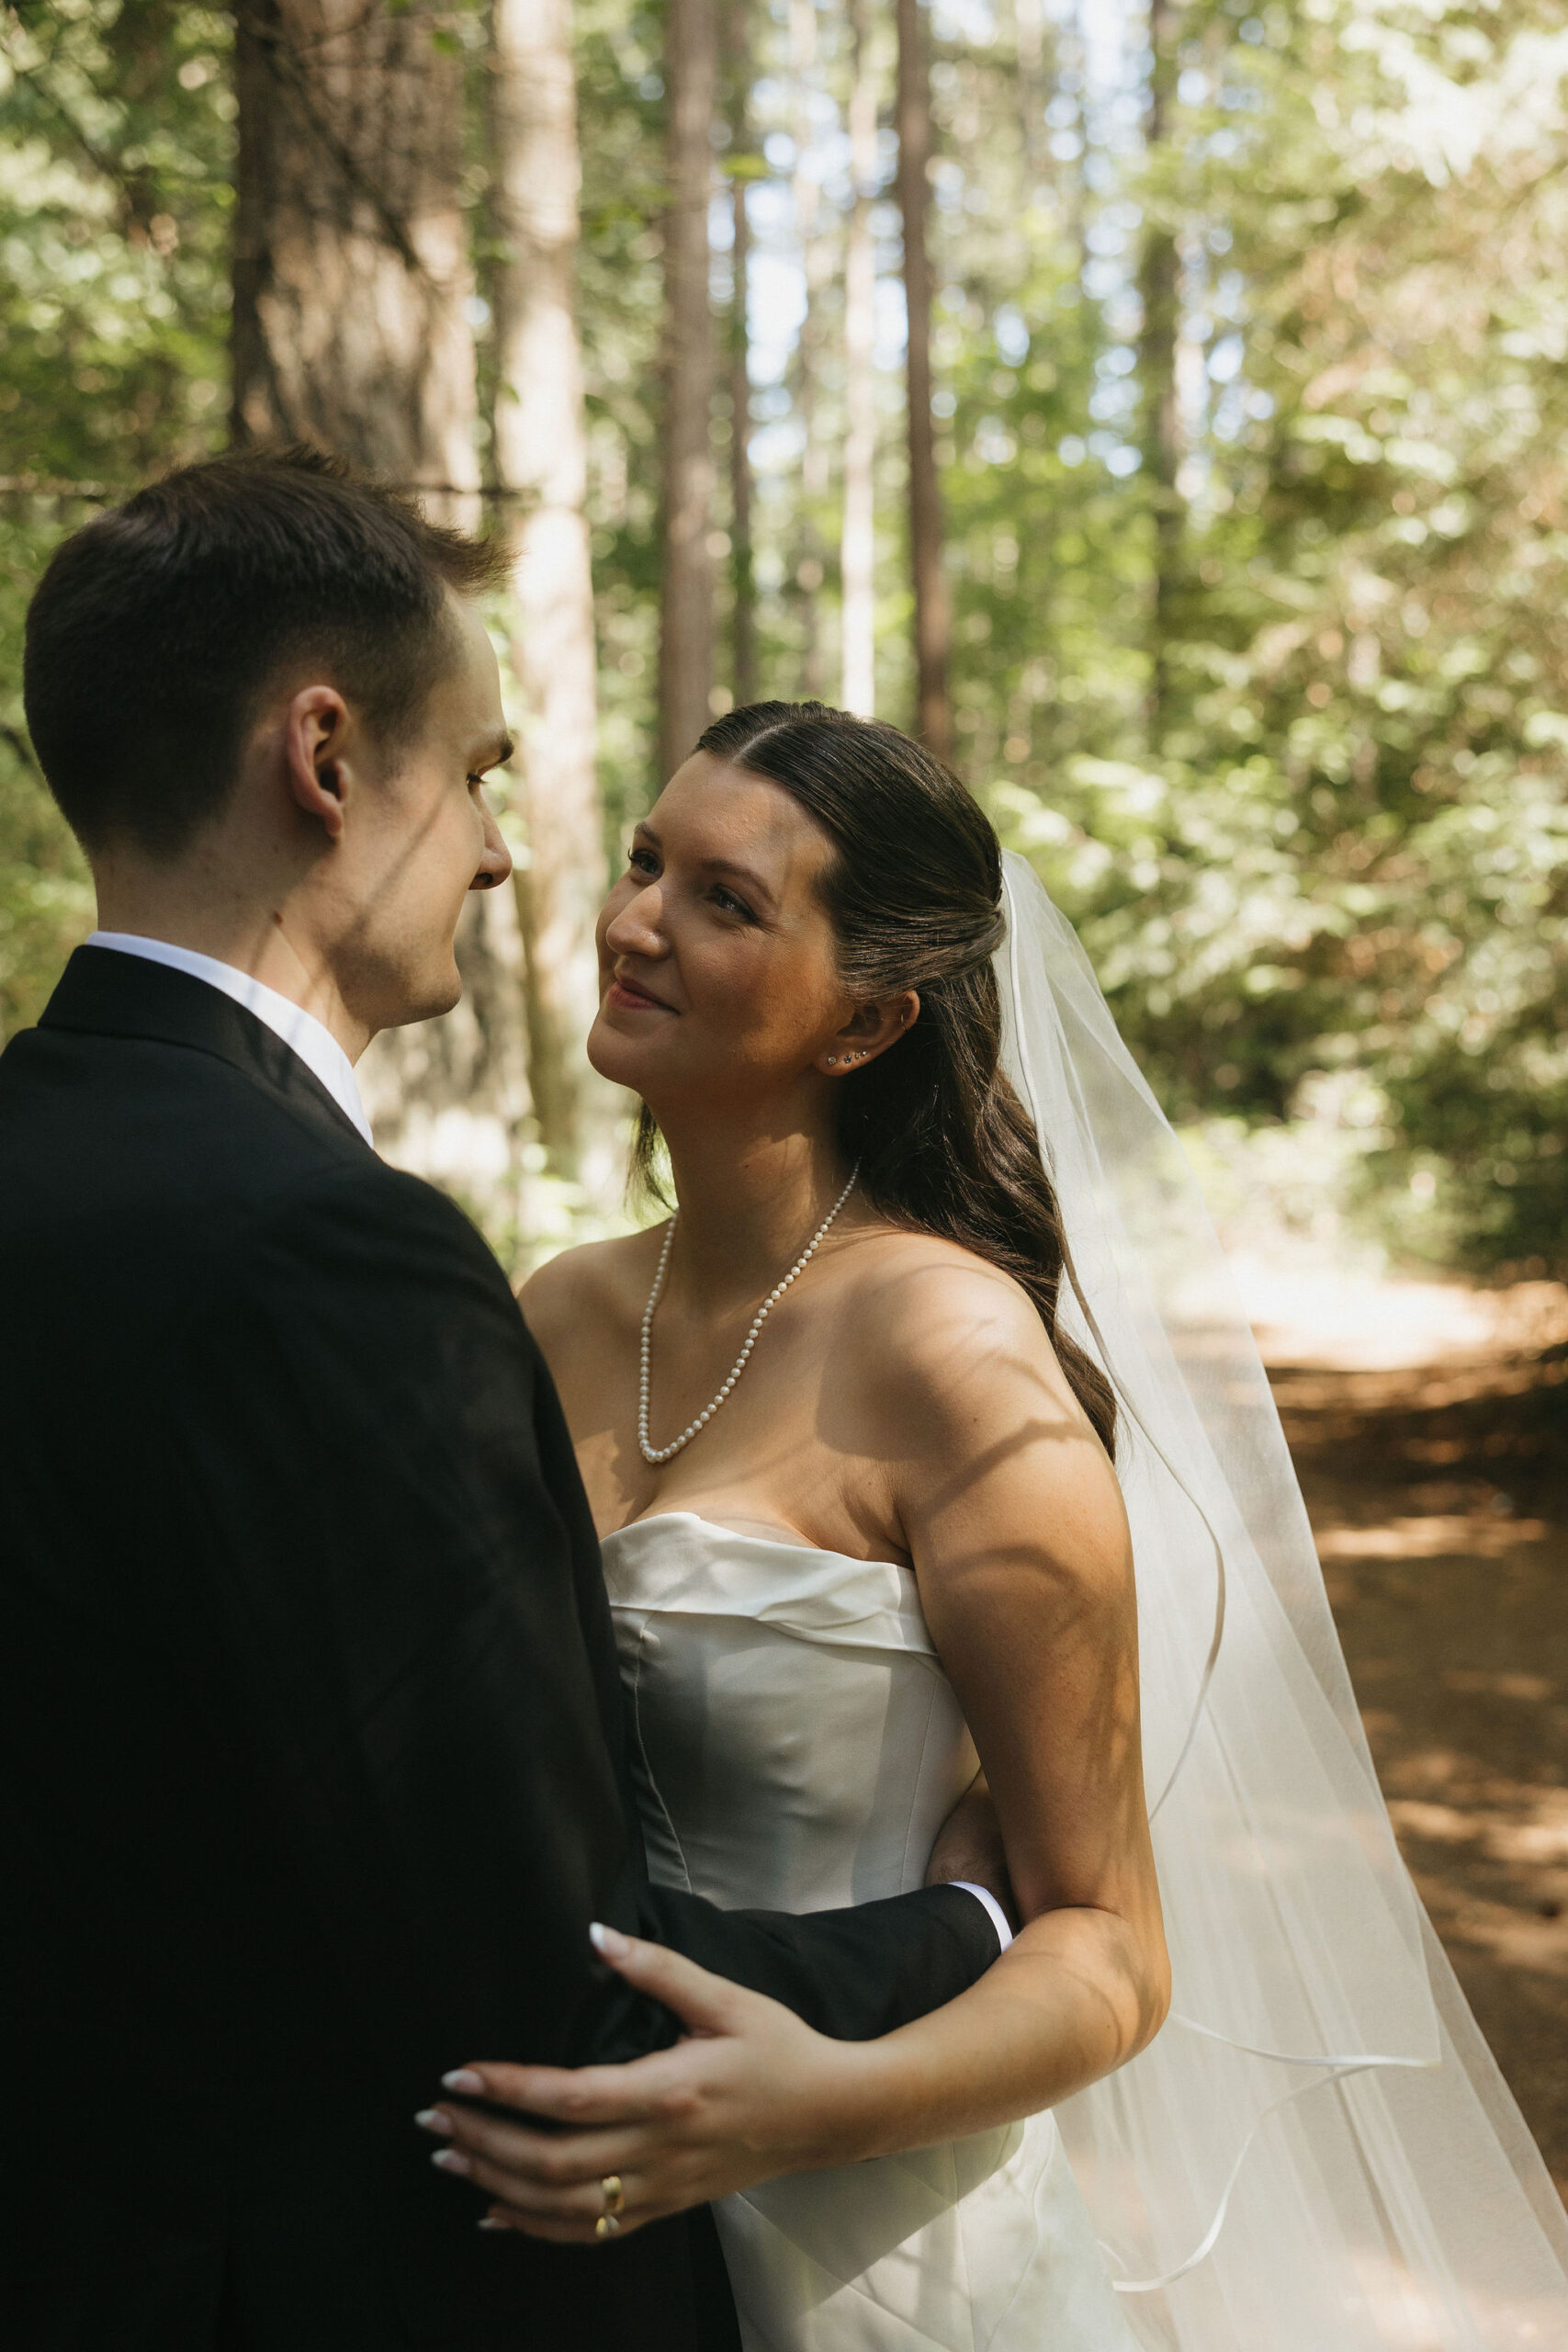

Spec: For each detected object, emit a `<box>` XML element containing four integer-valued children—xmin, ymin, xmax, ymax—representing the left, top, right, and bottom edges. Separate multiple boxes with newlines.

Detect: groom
<box><xmin>0</xmin><ymin>449</ymin><xmax>1005</xmax><ymax>2352</ymax></box>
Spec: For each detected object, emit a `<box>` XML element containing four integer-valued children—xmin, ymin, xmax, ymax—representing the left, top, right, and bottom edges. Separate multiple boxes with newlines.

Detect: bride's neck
<box><xmin>657</xmin><ymin>1103</ymin><xmax>854</xmax><ymax>1309</ymax></box>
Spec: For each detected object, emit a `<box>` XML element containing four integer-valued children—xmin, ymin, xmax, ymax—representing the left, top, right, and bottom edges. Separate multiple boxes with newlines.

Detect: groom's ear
<box><xmin>282</xmin><ymin>684</ymin><xmax>354</xmax><ymax>842</ymax></box>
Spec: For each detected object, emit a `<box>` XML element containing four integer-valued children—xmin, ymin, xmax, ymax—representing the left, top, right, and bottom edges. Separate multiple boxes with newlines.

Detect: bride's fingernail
<box><xmin>442</xmin><ymin>2069</ymin><xmax>484</xmax><ymax>2094</ymax></box>
<box><xmin>590</xmin><ymin>1920</ymin><xmax>630</xmax><ymax>1960</ymax></box>
<box><xmin>414</xmin><ymin>2109</ymin><xmax>453</xmax><ymax>2136</ymax></box>
<box><xmin>478</xmin><ymin>2215</ymin><xmax>507</xmax><ymax>2231</ymax></box>
<box><xmin>432</xmin><ymin>2147</ymin><xmax>471</xmax><ymax>2176</ymax></box>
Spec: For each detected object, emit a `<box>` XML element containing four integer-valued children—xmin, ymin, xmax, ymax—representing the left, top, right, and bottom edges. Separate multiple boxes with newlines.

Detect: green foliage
<box><xmin>0</xmin><ymin>0</ymin><xmax>1562</xmax><ymax>1275</ymax></box>
<box><xmin>0</xmin><ymin>0</ymin><xmax>232</xmax><ymax>1031</ymax></box>
<box><xmin>927</xmin><ymin>0</ymin><xmax>1568</xmax><ymax>1277</ymax></box>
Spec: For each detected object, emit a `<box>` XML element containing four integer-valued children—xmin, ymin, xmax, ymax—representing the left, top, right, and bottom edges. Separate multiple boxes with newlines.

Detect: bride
<box><xmin>502</xmin><ymin>703</ymin><xmax>1568</xmax><ymax>2348</ymax></box>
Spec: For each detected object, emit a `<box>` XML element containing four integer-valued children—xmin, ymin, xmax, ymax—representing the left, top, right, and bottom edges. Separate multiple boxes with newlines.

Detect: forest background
<box><xmin>1</xmin><ymin>0</ymin><xmax>1565</xmax><ymax>1283</ymax></box>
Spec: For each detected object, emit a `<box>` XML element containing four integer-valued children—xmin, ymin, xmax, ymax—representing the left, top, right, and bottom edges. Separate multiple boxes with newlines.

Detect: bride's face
<box><xmin>589</xmin><ymin>752</ymin><xmax>856</xmax><ymax>1115</ymax></box>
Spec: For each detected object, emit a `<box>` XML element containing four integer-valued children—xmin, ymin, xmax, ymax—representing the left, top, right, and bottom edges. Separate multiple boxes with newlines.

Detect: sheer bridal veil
<box><xmin>995</xmin><ymin>852</ymin><xmax>1568</xmax><ymax>2349</ymax></box>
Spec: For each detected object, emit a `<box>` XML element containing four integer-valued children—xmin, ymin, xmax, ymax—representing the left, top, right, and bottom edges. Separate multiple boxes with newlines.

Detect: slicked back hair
<box><xmin>22</xmin><ymin>446</ymin><xmax>507</xmax><ymax>858</ymax></box>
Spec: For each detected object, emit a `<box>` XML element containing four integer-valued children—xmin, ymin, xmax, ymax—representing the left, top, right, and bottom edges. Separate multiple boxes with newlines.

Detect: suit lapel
<box><xmin>39</xmin><ymin>945</ymin><xmax>371</xmax><ymax>1151</ymax></box>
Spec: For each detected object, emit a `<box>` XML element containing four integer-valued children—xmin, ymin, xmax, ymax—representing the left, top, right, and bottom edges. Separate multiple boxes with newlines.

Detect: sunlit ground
<box><xmin>1243</xmin><ymin>1261</ymin><xmax>1568</xmax><ymax>2199</ymax></box>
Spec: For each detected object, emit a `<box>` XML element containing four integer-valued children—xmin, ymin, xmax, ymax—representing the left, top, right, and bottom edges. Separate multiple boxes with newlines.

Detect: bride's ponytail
<box><xmin>666</xmin><ymin>700</ymin><xmax>1117</xmax><ymax>1460</ymax></box>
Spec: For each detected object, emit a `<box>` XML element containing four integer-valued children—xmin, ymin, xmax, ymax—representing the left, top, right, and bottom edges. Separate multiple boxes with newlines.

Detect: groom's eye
<box><xmin>628</xmin><ymin>846</ymin><xmax>660</xmax><ymax>876</ymax></box>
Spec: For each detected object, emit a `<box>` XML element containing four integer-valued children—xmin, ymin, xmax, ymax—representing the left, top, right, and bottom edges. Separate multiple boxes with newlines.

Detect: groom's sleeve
<box><xmin>624</xmin><ymin>1881</ymin><xmax>1002</xmax><ymax>2049</ymax></box>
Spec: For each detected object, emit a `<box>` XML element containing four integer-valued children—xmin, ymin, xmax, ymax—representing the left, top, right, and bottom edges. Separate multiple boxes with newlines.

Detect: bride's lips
<box><xmin>606</xmin><ymin>973</ymin><xmax>677</xmax><ymax>1013</ymax></box>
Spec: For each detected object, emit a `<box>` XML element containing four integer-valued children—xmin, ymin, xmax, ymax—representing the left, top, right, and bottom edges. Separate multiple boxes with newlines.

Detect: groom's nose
<box><xmin>470</xmin><ymin>794</ymin><xmax>513</xmax><ymax>890</ymax></box>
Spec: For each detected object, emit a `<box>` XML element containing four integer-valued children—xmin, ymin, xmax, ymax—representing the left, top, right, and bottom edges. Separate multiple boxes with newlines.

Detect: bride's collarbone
<box><xmin>564</xmin><ymin>1227</ymin><xmax>923</xmax><ymax>1560</ymax></box>
<box><xmin>584</xmin><ymin>1415</ymin><xmax>908</xmax><ymax>1563</ymax></box>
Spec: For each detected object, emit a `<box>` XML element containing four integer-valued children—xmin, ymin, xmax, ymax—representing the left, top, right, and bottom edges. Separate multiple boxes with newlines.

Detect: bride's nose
<box><xmin>604</xmin><ymin>884</ymin><xmax>668</xmax><ymax>960</ymax></box>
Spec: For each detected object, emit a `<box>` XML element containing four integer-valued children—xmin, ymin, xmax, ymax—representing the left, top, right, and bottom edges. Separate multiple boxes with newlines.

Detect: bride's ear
<box><xmin>817</xmin><ymin>989</ymin><xmax>919</xmax><ymax>1076</ymax></box>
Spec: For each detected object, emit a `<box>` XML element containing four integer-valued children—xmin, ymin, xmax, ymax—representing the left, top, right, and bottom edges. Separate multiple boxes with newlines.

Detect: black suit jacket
<box><xmin>0</xmin><ymin>948</ymin><xmax>997</xmax><ymax>2352</ymax></box>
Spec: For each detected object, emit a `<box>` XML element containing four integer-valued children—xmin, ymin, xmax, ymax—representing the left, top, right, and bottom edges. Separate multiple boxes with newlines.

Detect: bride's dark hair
<box><xmin>636</xmin><ymin>698</ymin><xmax>1116</xmax><ymax>1460</ymax></box>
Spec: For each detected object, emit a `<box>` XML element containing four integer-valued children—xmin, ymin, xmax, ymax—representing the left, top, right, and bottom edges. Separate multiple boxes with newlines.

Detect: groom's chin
<box><xmin>405</xmin><ymin>971</ymin><xmax>465</xmax><ymax>1025</ymax></box>
<box><xmin>361</xmin><ymin>960</ymin><xmax>464</xmax><ymax>1035</ymax></box>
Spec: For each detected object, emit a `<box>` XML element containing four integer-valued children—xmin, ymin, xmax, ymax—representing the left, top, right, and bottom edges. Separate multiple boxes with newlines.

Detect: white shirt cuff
<box><xmin>950</xmin><ymin>1881</ymin><xmax>1014</xmax><ymax>1952</ymax></box>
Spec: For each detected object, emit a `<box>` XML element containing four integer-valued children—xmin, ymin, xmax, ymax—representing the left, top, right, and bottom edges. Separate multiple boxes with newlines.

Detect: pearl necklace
<box><xmin>637</xmin><ymin>1161</ymin><xmax>862</xmax><ymax>1464</ymax></box>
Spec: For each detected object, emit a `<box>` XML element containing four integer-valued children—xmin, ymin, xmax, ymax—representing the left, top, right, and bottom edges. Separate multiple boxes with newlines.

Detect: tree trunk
<box><xmin>1139</xmin><ymin>0</ymin><xmax>1181</xmax><ymax>749</ymax></box>
<box><xmin>789</xmin><ymin>0</ymin><xmax>829</xmax><ymax>697</ymax></box>
<box><xmin>727</xmin><ymin>0</ymin><xmax>758</xmax><ymax>709</ymax></box>
<box><xmin>232</xmin><ymin>0</ymin><xmax>535</xmax><ymax>1248</ymax></box>
<box><xmin>231</xmin><ymin>0</ymin><xmax>478</xmax><ymax>504</ymax></box>
<box><xmin>658</xmin><ymin>0</ymin><xmax>718</xmax><ymax>780</ymax></box>
<box><xmin>490</xmin><ymin>0</ymin><xmax>610</xmax><ymax>1187</ymax></box>
<box><xmin>840</xmin><ymin>0</ymin><xmax>876</xmax><ymax>718</ymax></box>
<box><xmin>895</xmin><ymin>0</ymin><xmax>952</xmax><ymax>762</ymax></box>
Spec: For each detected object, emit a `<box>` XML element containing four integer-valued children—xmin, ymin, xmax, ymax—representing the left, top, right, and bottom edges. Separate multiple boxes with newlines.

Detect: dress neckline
<box><xmin>600</xmin><ymin>1508</ymin><xmax>908</xmax><ymax>1576</ymax></box>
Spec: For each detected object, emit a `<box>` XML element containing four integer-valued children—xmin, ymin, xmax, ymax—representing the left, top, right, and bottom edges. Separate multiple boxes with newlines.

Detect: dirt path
<box><xmin>1260</xmin><ymin>1290</ymin><xmax>1568</xmax><ymax>2196</ymax></box>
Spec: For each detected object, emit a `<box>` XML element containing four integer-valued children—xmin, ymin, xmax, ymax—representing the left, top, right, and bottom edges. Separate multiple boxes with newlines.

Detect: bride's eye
<box><xmin>627</xmin><ymin>845</ymin><xmax>660</xmax><ymax>876</ymax></box>
<box><xmin>711</xmin><ymin>885</ymin><xmax>758</xmax><ymax>922</ymax></box>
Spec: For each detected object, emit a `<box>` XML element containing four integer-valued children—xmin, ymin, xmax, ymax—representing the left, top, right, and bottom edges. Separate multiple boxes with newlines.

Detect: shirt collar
<box><xmin>86</xmin><ymin>933</ymin><xmax>374</xmax><ymax>1148</ymax></box>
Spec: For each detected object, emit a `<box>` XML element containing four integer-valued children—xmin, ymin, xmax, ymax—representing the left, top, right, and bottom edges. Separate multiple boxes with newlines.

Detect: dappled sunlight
<box><xmin>1316</xmin><ymin>1514</ymin><xmax>1551</xmax><ymax>1564</ymax></box>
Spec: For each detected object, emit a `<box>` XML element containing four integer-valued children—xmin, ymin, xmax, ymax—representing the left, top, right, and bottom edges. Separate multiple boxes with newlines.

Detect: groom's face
<box><xmin>324</xmin><ymin>591</ymin><xmax>514</xmax><ymax>1032</ymax></box>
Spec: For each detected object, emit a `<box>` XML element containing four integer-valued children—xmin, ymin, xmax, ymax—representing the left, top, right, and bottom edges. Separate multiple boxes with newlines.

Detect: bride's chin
<box><xmin>586</xmin><ymin>1018</ymin><xmax>650</xmax><ymax>1088</ymax></box>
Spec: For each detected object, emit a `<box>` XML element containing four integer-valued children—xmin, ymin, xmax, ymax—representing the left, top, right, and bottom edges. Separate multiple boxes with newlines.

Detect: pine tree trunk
<box><xmin>489</xmin><ymin>0</ymin><xmax>609</xmax><ymax>1187</ymax></box>
<box><xmin>840</xmin><ymin>0</ymin><xmax>877</xmax><ymax>718</ymax></box>
<box><xmin>231</xmin><ymin>0</ymin><xmax>478</xmax><ymax>503</ymax></box>
<box><xmin>1140</xmin><ymin>0</ymin><xmax>1181</xmax><ymax>749</ymax></box>
<box><xmin>789</xmin><ymin>0</ymin><xmax>828</xmax><ymax>697</ymax></box>
<box><xmin>232</xmin><ymin>0</ymin><xmax>535</xmax><ymax>1245</ymax></box>
<box><xmin>727</xmin><ymin>0</ymin><xmax>758</xmax><ymax>709</ymax></box>
<box><xmin>895</xmin><ymin>0</ymin><xmax>952</xmax><ymax>762</ymax></box>
<box><xmin>658</xmin><ymin>0</ymin><xmax>718</xmax><ymax>780</ymax></box>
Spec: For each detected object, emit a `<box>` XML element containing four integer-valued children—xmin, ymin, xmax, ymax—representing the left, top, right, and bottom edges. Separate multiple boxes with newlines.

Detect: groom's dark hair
<box><xmin>23</xmin><ymin>446</ymin><xmax>506</xmax><ymax>857</ymax></box>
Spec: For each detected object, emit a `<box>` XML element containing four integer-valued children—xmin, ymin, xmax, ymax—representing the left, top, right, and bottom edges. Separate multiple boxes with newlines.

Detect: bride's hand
<box><xmin>417</xmin><ymin>1924</ymin><xmax>880</xmax><ymax>2243</ymax></box>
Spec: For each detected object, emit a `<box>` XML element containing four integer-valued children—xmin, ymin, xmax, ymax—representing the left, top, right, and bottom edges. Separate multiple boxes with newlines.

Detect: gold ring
<box><xmin>599</xmin><ymin>2173</ymin><xmax>625</xmax><ymax>2217</ymax></box>
<box><xmin>594</xmin><ymin>2212</ymin><xmax>622</xmax><ymax>2239</ymax></box>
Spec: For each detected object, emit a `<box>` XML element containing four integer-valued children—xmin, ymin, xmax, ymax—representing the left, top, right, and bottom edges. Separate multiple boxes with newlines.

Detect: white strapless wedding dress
<box><xmin>601</xmin><ymin>1510</ymin><xmax>1138</xmax><ymax>2352</ymax></box>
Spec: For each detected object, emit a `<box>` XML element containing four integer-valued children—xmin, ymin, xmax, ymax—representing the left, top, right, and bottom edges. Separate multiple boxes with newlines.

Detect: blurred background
<box><xmin>1</xmin><ymin>0</ymin><xmax>1564</xmax><ymax>2185</ymax></box>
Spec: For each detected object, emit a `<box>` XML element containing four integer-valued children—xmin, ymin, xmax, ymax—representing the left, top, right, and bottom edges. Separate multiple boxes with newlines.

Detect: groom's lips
<box><xmin>608</xmin><ymin>972</ymin><xmax>677</xmax><ymax>1013</ymax></box>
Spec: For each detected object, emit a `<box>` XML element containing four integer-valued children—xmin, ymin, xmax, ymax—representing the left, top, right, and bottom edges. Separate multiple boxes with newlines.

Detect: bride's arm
<box><xmin>871</xmin><ymin>1250</ymin><xmax>1171</xmax><ymax>2117</ymax></box>
<box><xmin>423</xmin><ymin>1256</ymin><xmax>1169</xmax><ymax>2238</ymax></box>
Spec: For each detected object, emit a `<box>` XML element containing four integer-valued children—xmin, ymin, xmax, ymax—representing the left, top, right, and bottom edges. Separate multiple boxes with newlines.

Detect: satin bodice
<box><xmin>600</xmin><ymin>1510</ymin><xmax>980</xmax><ymax>1916</ymax></box>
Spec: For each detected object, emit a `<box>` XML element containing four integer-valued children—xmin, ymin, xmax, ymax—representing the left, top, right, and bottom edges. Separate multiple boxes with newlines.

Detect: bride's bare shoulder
<box><xmin>838</xmin><ymin>1226</ymin><xmax>1078</xmax><ymax>1416</ymax></box>
<box><xmin>516</xmin><ymin>1225</ymin><xmax>668</xmax><ymax>1352</ymax></box>
<box><xmin>841</xmin><ymin>1225</ymin><xmax>1036</xmax><ymax>1330</ymax></box>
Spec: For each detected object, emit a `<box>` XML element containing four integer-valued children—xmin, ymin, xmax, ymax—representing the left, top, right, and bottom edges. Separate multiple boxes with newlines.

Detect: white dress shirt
<box><xmin>87</xmin><ymin>931</ymin><xmax>374</xmax><ymax>1147</ymax></box>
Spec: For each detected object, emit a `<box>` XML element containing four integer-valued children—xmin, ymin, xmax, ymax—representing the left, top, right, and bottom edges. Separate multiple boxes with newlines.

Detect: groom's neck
<box><xmin>90</xmin><ymin>848</ymin><xmax>368</xmax><ymax>1061</ymax></box>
